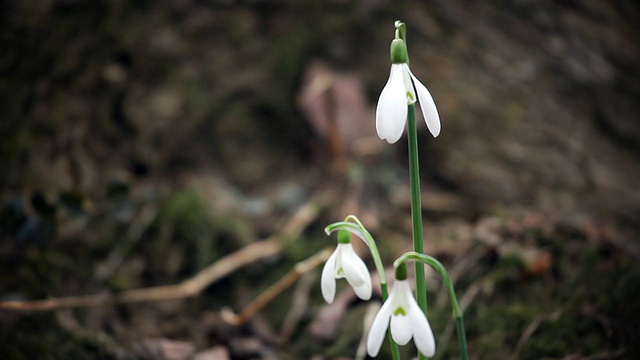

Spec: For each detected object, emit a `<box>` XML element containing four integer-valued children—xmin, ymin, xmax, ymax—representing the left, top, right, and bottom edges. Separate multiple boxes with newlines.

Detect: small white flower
<box><xmin>321</xmin><ymin>243</ymin><xmax>372</xmax><ymax>304</ymax></box>
<box><xmin>376</xmin><ymin>43</ymin><xmax>441</xmax><ymax>144</ymax></box>
<box><xmin>366</xmin><ymin>279</ymin><xmax>435</xmax><ymax>357</ymax></box>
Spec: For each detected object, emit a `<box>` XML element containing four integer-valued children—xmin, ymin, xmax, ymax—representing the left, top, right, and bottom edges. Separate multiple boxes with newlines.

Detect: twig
<box><xmin>0</xmin><ymin>201</ymin><xmax>320</xmax><ymax>312</ymax></box>
<box><xmin>92</xmin><ymin>204</ymin><xmax>158</xmax><ymax>285</ymax></box>
<box><xmin>279</xmin><ymin>270</ymin><xmax>317</xmax><ymax>343</ymax></box>
<box><xmin>509</xmin><ymin>310</ymin><xmax>562</xmax><ymax>360</ymax></box>
<box><xmin>221</xmin><ymin>248</ymin><xmax>332</xmax><ymax>326</ymax></box>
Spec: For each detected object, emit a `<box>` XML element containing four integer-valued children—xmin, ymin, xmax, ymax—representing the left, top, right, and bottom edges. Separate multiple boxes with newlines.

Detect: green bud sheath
<box><xmin>390</xmin><ymin>38</ymin><xmax>408</xmax><ymax>64</ymax></box>
<box><xmin>395</xmin><ymin>263</ymin><xmax>408</xmax><ymax>280</ymax></box>
<box><xmin>337</xmin><ymin>230</ymin><xmax>351</xmax><ymax>244</ymax></box>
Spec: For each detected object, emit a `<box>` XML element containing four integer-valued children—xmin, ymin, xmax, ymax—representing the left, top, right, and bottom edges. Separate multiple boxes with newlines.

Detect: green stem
<box><xmin>395</xmin><ymin>252</ymin><xmax>470</xmax><ymax>360</ymax></box>
<box><xmin>325</xmin><ymin>216</ymin><xmax>401</xmax><ymax>360</ymax></box>
<box><xmin>394</xmin><ymin>20</ymin><xmax>407</xmax><ymax>42</ymax></box>
<box><xmin>407</xmin><ymin>103</ymin><xmax>428</xmax><ymax>360</ymax></box>
<box><xmin>456</xmin><ymin>316</ymin><xmax>469</xmax><ymax>360</ymax></box>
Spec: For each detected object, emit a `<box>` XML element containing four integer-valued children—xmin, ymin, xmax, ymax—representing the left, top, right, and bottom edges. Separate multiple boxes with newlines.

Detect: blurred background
<box><xmin>1</xmin><ymin>0</ymin><xmax>639</xmax><ymax>359</ymax></box>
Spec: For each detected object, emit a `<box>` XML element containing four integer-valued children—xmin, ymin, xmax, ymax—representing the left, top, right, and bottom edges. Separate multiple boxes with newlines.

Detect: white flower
<box><xmin>376</xmin><ymin>61</ymin><xmax>441</xmax><ymax>144</ymax></box>
<box><xmin>366</xmin><ymin>279</ymin><xmax>435</xmax><ymax>357</ymax></box>
<box><xmin>321</xmin><ymin>243</ymin><xmax>372</xmax><ymax>304</ymax></box>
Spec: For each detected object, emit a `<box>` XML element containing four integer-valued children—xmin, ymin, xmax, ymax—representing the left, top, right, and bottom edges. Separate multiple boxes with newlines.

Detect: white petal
<box><xmin>390</xmin><ymin>309</ymin><xmax>413</xmax><ymax>345</ymax></box>
<box><xmin>395</xmin><ymin>279</ymin><xmax>414</xmax><ymax>299</ymax></box>
<box><xmin>409</xmin><ymin>305</ymin><xmax>436</xmax><ymax>357</ymax></box>
<box><xmin>376</xmin><ymin>64</ymin><xmax>408</xmax><ymax>144</ymax></box>
<box><xmin>367</xmin><ymin>299</ymin><xmax>394</xmax><ymax>357</ymax></box>
<box><xmin>409</xmin><ymin>70</ymin><xmax>441</xmax><ymax>137</ymax></box>
<box><xmin>333</xmin><ymin>244</ymin><xmax>346</xmax><ymax>279</ymax></box>
<box><xmin>320</xmin><ymin>250</ymin><xmax>338</xmax><ymax>304</ymax></box>
<box><xmin>352</xmin><ymin>280</ymin><xmax>372</xmax><ymax>301</ymax></box>
<box><xmin>402</xmin><ymin>64</ymin><xmax>416</xmax><ymax>103</ymax></box>
<box><xmin>389</xmin><ymin>280</ymin><xmax>413</xmax><ymax>345</ymax></box>
<box><xmin>349</xmin><ymin>253</ymin><xmax>372</xmax><ymax>300</ymax></box>
<box><xmin>341</xmin><ymin>244</ymin><xmax>368</xmax><ymax>288</ymax></box>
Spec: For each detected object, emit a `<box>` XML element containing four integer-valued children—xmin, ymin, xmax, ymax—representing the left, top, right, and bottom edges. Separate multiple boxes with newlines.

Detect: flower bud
<box><xmin>390</xmin><ymin>38</ymin><xmax>408</xmax><ymax>64</ymax></box>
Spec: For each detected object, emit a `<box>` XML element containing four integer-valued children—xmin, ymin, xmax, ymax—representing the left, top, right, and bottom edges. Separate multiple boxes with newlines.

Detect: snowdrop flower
<box><xmin>367</xmin><ymin>265</ymin><xmax>435</xmax><ymax>357</ymax></box>
<box><xmin>376</xmin><ymin>36</ymin><xmax>441</xmax><ymax>143</ymax></box>
<box><xmin>321</xmin><ymin>230</ymin><xmax>372</xmax><ymax>304</ymax></box>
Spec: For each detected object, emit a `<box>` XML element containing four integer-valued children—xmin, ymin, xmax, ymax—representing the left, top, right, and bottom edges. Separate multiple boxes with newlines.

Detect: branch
<box><xmin>0</xmin><ymin>201</ymin><xmax>320</xmax><ymax>312</ymax></box>
<box><xmin>220</xmin><ymin>247</ymin><xmax>332</xmax><ymax>326</ymax></box>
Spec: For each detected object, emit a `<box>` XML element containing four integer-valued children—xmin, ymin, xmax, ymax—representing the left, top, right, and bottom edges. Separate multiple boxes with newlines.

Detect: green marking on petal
<box><xmin>407</xmin><ymin>91</ymin><xmax>415</xmax><ymax>102</ymax></box>
<box><xmin>393</xmin><ymin>307</ymin><xmax>406</xmax><ymax>316</ymax></box>
<box><xmin>336</xmin><ymin>267</ymin><xmax>344</xmax><ymax>275</ymax></box>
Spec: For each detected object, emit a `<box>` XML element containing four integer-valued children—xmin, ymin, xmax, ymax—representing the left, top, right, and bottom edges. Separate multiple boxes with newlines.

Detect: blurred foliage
<box><xmin>0</xmin><ymin>314</ymin><xmax>115</xmax><ymax>360</ymax></box>
<box><xmin>1</xmin><ymin>0</ymin><xmax>639</xmax><ymax>359</ymax></box>
<box><xmin>1</xmin><ymin>186</ymin><xmax>639</xmax><ymax>358</ymax></box>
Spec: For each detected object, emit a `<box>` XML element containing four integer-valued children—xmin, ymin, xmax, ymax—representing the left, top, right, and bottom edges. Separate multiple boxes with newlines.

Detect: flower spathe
<box><xmin>375</xmin><ymin>40</ymin><xmax>441</xmax><ymax>144</ymax></box>
<box><xmin>366</xmin><ymin>279</ymin><xmax>436</xmax><ymax>357</ymax></box>
<box><xmin>321</xmin><ymin>243</ymin><xmax>372</xmax><ymax>304</ymax></box>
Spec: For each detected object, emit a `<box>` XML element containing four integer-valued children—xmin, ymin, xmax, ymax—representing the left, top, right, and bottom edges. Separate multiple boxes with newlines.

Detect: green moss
<box><xmin>443</xmin><ymin>231</ymin><xmax>640</xmax><ymax>360</ymax></box>
<box><xmin>0</xmin><ymin>314</ymin><xmax>115</xmax><ymax>360</ymax></box>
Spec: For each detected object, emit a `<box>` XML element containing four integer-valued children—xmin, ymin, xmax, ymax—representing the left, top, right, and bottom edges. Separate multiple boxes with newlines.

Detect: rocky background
<box><xmin>1</xmin><ymin>1</ymin><xmax>639</xmax><ymax>359</ymax></box>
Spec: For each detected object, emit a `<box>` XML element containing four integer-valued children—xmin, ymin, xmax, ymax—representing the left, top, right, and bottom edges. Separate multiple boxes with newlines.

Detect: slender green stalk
<box><xmin>407</xmin><ymin>103</ymin><xmax>428</xmax><ymax>360</ymax></box>
<box><xmin>395</xmin><ymin>252</ymin><xmax>470</xmax><ymax>360</ymax></box>
<box><xmin>325</xmin><ymin>216</ymin><xmax>401</xmax><ymax>360</ymax></box>
<box><xmin>456</xmin><ymin>316</ymin><xmax>469</xmax><ymax>360</ymax></box>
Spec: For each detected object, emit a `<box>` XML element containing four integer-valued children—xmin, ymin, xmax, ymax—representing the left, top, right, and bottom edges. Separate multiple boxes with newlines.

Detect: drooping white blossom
<box><xmin>321</xmin><ymin>243</ymin><xmax>372</xmax><ymax>304</ymax></box>
<box><xmin>375</xmin><ymin>39</ymin><xmax>441</xmax><ymax>144</ymax></box>
<box><xmin>366</xmin><ymin>279</ymin><xmax>435</xmax><ymax>357</ymax></box>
